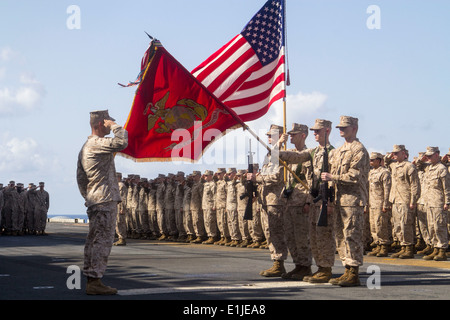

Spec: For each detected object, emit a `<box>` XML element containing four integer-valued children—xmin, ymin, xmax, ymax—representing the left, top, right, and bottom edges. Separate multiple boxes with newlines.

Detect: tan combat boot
<box><xmin>260</xmin><ymin>260</ymin><xmax>286</xmax><ymax>277</ymax></box>
<box><xmin>308</xmin><ymin>267</ymin><xmax>332</xmax><ymax>283</ymax></box>
<box><xmin>399</xmin><ymin>245</ymin><xmax>414</xmax><ymax>259</ymax></box>
<box><xmin>86</xmin><ymin>278</ymin><xmax>117</xmax><ymax>295</ymax></box>
<box><xmin>417</xmin><ymin>244</ymin><xmax>433</xmax><ymax>255</ymax></box>
<box><xmin>281</xmin><ymin>265</ymin><xmax>312</xmax><ymax>281</ymax></box>
<box><xmin>367</xmin><ymin>245</ymin><xmax>380</xmax><ymax>256</ymax></box>
<box><xmin>376</xmin><ymin>244</ymin><xmax>389</xmax><ymax>257</ymax></box>
<box><xmin>423</xmin><ymin>248</ymin><xmax>439</xmax><ymax>260</ymax></box>
<box><xmin>338</xmin><ymin>266</ymin><xmax>360</xmax><ymax>287</ymax></box>
<box><xmin>237</xmin><ymin>239</ymin><xmax>251</xmax><ymax>248</ymax></box>
<box><xmin>113</xmin><ymin>238</ymin><xmax>126</xmax><ymax>246</ymax></box>
<box><xmin>391</xmin><ymin>245</ymin><xmax>405</xmax><ymax>258</ymax></box>
<box><xmin>248</xmin><ymin>241</ymin><xmax>262</xmax><ymax>248</ymax></box>
<box><xmin>202</xmin><ymin>237</ymin><xmax>216</xmax><ymax>245</ymax></box>
<box><xmin>329</xmin><ymin>266</ymin><xmax>350</xmax><ymax>285</ymax></box>
<box><xmin>433</xmin><ymin>248</ymin><xmax>447</xmax><ymax>261</ymax></box>
<box><xmin>415</xmin><ymin>238</ymin><xmax>426</xmax><ymax>252</ymax></box>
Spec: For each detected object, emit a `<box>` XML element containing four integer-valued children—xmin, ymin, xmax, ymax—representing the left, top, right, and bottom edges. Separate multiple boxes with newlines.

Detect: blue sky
<box><xmin>1</xmin><ymin>1</ymin><xmax>449</xmax><ymax>216</ymax></box>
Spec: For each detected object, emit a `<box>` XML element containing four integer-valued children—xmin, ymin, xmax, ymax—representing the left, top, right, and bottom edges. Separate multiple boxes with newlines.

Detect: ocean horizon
<box><xmin>48</xmin><ymin>214</ymin><xmax>89</xmax><ymax>221</ymax></box>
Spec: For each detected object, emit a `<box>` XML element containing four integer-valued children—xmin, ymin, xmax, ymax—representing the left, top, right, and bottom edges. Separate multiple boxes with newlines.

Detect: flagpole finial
<box><xmin>144</xmin><ymin>31</ymin><xmax>154</xmax><ymax>40</ymax></box>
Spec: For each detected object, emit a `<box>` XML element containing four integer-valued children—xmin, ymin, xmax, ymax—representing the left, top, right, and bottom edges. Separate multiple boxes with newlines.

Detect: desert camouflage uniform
<box><xmin>279</xmin><ymin>146</ymin><xmax>313</xmax><ymax>268</ymax></box>
<box><xmin>236</xmin><ymin>174</ymin><xmax>252</xmax><ymax>244</ymax></box>
<box><xmin>368</xmin><ymin>161</ymin><xmax>392</xmax><ymax>245</ymax></box>
<box><xmin>202</xmin><ymin>173</ymin><xmax>218</xmax><ymax>240</ymax></box>
<box><xmin>16</xmin><ymin>186</ymin><xmax>27</xmax><ymax>234</ymax></box>
<box><xmin>2</xmin><ymin>185</ymin><xmax>19</xmax><ymax>233</ymax></box>
<box><xmin>226</xmin><ymin>172</ymin><xmax>240</xmax><ymax>242</ymax></box>
<box><xmin>330</xmin><ymin>137</ymin><xmax>370</xmax><ymax>267</ymax></box>
<box><xmin>215</xmin><ymin>170</ymin><xmax>229</xmax><ymax>243</ymax></box>
<box><xmin>190</xmin><ymin>175</ymin><xmax>205</xmax><ymax>239</ymax></box>
<box><xmin>416</xmin><ymin>160</ymin><xmax>431</xmax><ymax>248</ymax></box>
<box><xmin>423</xmin><ymin>154</ymin><xmax>450</xmax><ymax>249</ymax></box>
<box><xmin>147</xmin><ymin>184</ymin><xmax>158</xmax><ymax>237</ymax></box>
<box><xmin>174</xmin><ymin>175</ymin><xmax>186</xmax><ymax>240</ymax></box>
<box><xmin>279</xmin><ymin>142</ymin><xmax>336</xmax><ymax>268</ymax></box>
<box><xmin>115</xmin><ymin>178</ymin><xmax>128</xmax><ymax>240</ymax></box>
<box><xmin>35</xmin><ymin>187</ymin><xmax>49</xmax><ymax>233</ymax></box>
<box><xmin>164</xmin><ymin>175</ymin><xmax>177</xmax><ymax>238</ymax></box>
<box><xmin>156</xmin><ymin>178</ymin><xmax>167</xmax><ymax>237</ymax></box>
<box><xmin>126</xmin><ymin>177</ymin><xmax>139</xmax><ymax>236</ymax></box>
<box><xmin>76</xmin><ymin>121</ymin><xmax>128</xmax><ymax>278</ymax></box>
<box><xmin>182</xmin><ymin>180</ymin><xmax>195</xmax><ymax>239</ymax></box>
<box><xmin>137</xmin><ymin>180</ymin><xmax>149</xmax><ymax>237</ymax></box>
<box><xmin>389</xmin><ymin>155</ymin><xmax>420</xmax><ymax>247</ymax></box>
<box><xmin>25</xmin><ymin>186</ymin><xmax>38</xmax><ymax>233</ymax></box>
<box><xmin>256</xmin><ymin>145</ymin><xmax>287</xmax><ymax>262</ymax></box>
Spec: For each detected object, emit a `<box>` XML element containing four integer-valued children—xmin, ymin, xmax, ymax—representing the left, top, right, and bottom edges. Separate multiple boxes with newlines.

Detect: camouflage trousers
<box><xmin>84</xmin><ymin>201</ymin><xmax>117</xmax><ymax>279</ymax></box>
<box><xmin>261</xmin><ymin>205</ymin><xmax>288</xmax><ymax>261</ymax></box>
<box><xmin>216</xmin><ymin>208</ymin><xmax>230</xmax><ymax>238</ymax></box>
<box><xmin>147</xmin><ymin>210</ymin><xmax>158</xmax><ymax>235</ymax></box>
<box><xmin>128</xmin><ymin>208</ymin><xmax>138</xmax><ymax>233</ymax></box>
<box><xmin>309</xmin><ymin>204</ymin><xmax>336</xmax><ymax>268</ymax></box>
<box><xmin>191</xmin><ymin>209</ymin><xmax>206</xmax><ymax>237</ymax></box>
<box><xmin>115</xmin><ymin>206</ymin><xmax>127</xmax><ymax>239</ymax></box>
<box><xmin>335</xmin><ymin>205</ymin><xmax>364</xmax><ymax>267</ymax></box>
<box><xmin>416</xmin><ymin>204</ymin><xmax>431</xmax><ymax>245</ymax></box>
<box><xmin>26</xmin><ymin>207</ymin><xmax>35</xmax><ymax>231</ymax></box>
<box><xmin>183</xmin><ymin>209</ymin><xmax>195</xmax><ymax>236</ymax></box>
<box><xmin>137</xmin><ymin>209</ymin><xmax>149</xmax><ymax>234</ymax></box>
<box><xmin>250</xmin><ymin>206</ymin><xmax>264</xmax><ymax>242</ymax></box>
<box><xmin>226</xmin><ymin>209</ymin><xmax>241</xmax><ymax>241</ymax></box>
<box><xmin>12</xmin><ymin>208</ymin><xmax>25</xmax><ymax>232</ymax></box>
<box><xmin>203</xmin><ymin>209</ymin><xmax>218</xmax><ymax>238</ymax></box>
<box><xmin>34</xmin><ymin>207</ymin><xmax>47</xmax><ymax>232</ymax></box>
<box><xmin>238</xmin><ymin>209</ymin><xmax>252</xmax><ymax>241</ymax></box>
<box><xmin>165</xmin><ymin>208</ymin><xmax>178</xmax><ymax>236</ymax></box>
<box><xmin>157</xmin><ymin>209</ymin><xmax>168</xmax><ymax>235</ymax></box>
<box><xmin>427</xmin><ymin>206</ymin><xmax>449</xmax><ymax>249</ymax></box>
<box><xmin>392</xmin><ymin>203</ymin><xmax>415</xmax><ymax>246</ymax></box>
<box><xmin>369</xmin><ymin>206</ymin><xmax>391</xmax><ymax>245</ymax></box>
<box><xmin>175</xmin><ymin>209</ymin><xmax>186</xmax><ymax>237</ymax></box>
<box><xmin>283</xmin><ymin>206</ymin><xmax>312</xmax><ymax>267</ymax></box>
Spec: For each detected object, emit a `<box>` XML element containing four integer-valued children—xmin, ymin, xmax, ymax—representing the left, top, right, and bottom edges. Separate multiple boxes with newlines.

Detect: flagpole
<box><xmin>283</xmin><ymin>0</ymin><xmax>288</xmax><ymax>185</ymax></box>
<box><xmin>242</xmin><ymin>123</ymin><xmax>309</xmax><ymax>191</ymax></box>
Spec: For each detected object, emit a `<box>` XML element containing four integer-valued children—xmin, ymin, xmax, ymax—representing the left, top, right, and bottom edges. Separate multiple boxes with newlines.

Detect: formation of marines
<box><xmin>112</xmin><ymin>115</ymin><xmax>450</xmax><ymax>287</ymax></box>
<box><xmin>0</xmin><ymin>181</ymin><xmax>50</xmax><ymax>236</ymax></box>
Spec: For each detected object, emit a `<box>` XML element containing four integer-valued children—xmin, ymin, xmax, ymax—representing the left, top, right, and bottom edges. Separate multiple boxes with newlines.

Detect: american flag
<box><xmin>192</xmin><ymin>0</ymin><xmax>286</xmax><ymax>122</ymax></box>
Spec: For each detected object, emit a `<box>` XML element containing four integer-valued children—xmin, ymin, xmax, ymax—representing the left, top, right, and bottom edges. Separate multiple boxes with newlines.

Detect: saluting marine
<box><xmin>388</xmin><ymin>144</ymin><xmax>420</xmax><ymax>259</ymax></box>
<box><xmin>421</xmin><ymin>147</ymin><xmax>450</xmax><ymax>261</ymax></box>
<box><xmin>202</xmin><ymin>170</ymin><xmax>218</xmax><ymax>244</ymax></box>
<box><xmin>367</xmin><ymin>152</ymin><xmax>392</xmax><ymax>257</ymax></box>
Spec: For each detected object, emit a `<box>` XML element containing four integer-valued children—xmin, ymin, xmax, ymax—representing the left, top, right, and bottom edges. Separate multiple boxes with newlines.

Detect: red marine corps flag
<box><xmin>117</xmin><ymin>40</ymin><xmax>243</xmax><ymax>162</ymax></box>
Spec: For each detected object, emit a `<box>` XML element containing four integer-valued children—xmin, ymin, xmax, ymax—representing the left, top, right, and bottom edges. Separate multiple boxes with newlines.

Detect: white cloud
<box><xmin>0</xmin><ymin>47</ymin><xmax>45</xmax><ymax>115</ymax></box>
<box><xmin>0</xmin><ymin>133</ymin><xmax>46</xmax><ymax>174</ymax></box>
<box><xmin>0</xmin><ymin>47</ymin><xmax>17</xmax><ymax>61</ymax></box>
<box><xmin>0</xmin><ymin>72</ymin><xmax>46</xmax><ymax>114</ymax></box>
<box><xmin>248</xmin><ymin>90</ymin><xmax>328</xmax><ymax>133</ymax></box>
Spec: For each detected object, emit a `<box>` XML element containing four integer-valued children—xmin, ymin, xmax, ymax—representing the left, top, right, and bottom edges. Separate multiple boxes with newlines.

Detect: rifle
<box><xmin>242</xmin><ymin>140</ymin><xmax>256</xmax><ymax>220</ymax></box>
<box><xmin>313</xmin><ymin>134</ymin><xmax>334</xmax><ymax>227</ymax></box>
